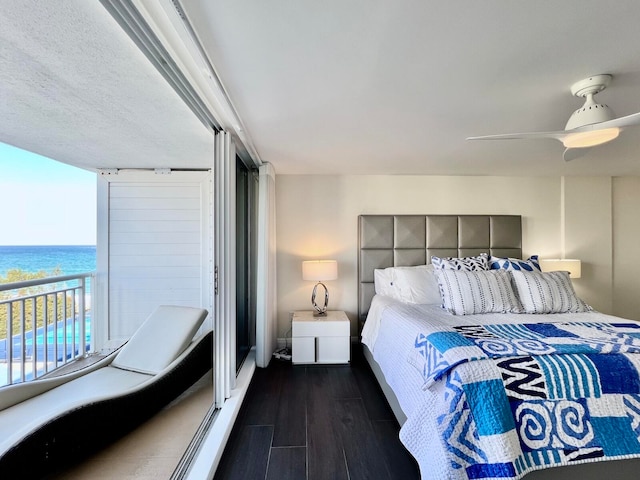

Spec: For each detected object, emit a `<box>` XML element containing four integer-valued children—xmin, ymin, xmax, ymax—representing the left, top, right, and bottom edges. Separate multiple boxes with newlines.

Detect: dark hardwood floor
<box><xmin>214</xmin><ymin>344</ymin><xmax>420</xmax><ymax>480</ymax></box>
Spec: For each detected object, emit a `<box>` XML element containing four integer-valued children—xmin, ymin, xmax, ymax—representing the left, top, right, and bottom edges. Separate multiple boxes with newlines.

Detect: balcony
<box><xmin>0</xmin><ymin>273</ymin><xmax>219</xmax><ymax>478</ymax></box>
<box><xmin>0</xmin><ymin>272</ymin><xmax>94</xmax><ymax>387</ymax></box>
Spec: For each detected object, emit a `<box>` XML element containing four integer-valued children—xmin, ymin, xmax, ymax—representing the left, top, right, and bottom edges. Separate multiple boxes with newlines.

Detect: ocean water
<box><xmin>0</xmin><ymin>245</ymin><xmax>96</xmax><ymax>277</ymax></box>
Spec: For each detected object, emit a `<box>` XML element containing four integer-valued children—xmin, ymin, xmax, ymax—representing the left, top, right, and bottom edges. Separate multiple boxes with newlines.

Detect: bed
<box><xmin>358</xmin><ymin>214</ymin><xmax>640</xmax><ymax>480</ymax></box>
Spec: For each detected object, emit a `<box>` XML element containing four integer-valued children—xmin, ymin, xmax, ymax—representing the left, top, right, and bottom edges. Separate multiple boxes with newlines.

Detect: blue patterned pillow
<box><xmin>431</xmin><ymin>253</ymin><xmax>488</xmax><ymax>271</ymax></box>
<box><xmin>489</xmin><ymin>255</ymin><xmax>540</xmax><ymax>272</ymax></box>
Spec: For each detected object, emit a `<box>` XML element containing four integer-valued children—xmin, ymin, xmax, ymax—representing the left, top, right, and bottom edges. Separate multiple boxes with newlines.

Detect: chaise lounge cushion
<box><xmin>0</xmin><ymin>366</ymin><xmax>152</xmax><ymax>456</ymax></box>
<box><xmin>111</xmin><ymin>305</ymin><xmax>208</xmax><ymax>374</ymax></box>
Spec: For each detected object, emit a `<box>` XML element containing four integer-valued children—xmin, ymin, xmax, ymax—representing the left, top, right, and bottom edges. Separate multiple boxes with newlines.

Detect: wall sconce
<box><xmin>302</xmin><ymin>260</ymin><xmax>338</xmax><ymax>316</ymax></box>
<box><xmin>539</xmin><ymin>258</ymin><xmax>582</xmax><ymax>279</ymax></box>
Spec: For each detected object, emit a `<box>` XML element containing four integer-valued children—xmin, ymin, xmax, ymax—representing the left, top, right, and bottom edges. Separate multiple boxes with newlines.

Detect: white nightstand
<box><xmin>291</xmin><ymin>310</ymin><xmax>350</xmax><ymax>364</ymax></box>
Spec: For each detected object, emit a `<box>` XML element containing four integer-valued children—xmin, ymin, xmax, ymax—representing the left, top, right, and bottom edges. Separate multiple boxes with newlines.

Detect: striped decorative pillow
<box><xmin>510</xmin><ymin>270</ymin><xmax>591</xmax><ymax>314</ymax></box>
<box><xmin>434</xmin><ymin>269</ymin><xmax>522</xmax><ymax>315</ymax></box>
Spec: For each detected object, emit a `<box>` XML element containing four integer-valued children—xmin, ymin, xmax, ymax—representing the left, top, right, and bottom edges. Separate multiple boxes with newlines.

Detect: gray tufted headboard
<box><xmin>358</xmin><ymin>215</ymin><xmax>523</xmax><ymax>322</ymax></box>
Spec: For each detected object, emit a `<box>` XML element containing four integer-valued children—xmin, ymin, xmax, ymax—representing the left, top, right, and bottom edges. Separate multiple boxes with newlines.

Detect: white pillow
<box><xmin>374</xmin><ymin>268</ymin><xmax>396</xmax><ymax>298</ymax></box>
<box><xmin>393</xmin><ymin>265</ymin><xmax>441</xmax><ymax>305</ymax></box>
<box><xmin>112</xmin><ymin>305</ymin><xmax>208</xmax><ymax>374</ymax></box>
<box><xmin>510</xmin><ymin>270</ymin><xmax>591</xmax><ymax>314</ymax></box>
<box><xmin>434</xmin><ymin>269</ymin><xmax>522</xmax><ymax>315</ymax></box>
<box><xmin>374</xmin><ymin>265</ymin><xmax>441</xmax><ymax>304</ymax></box>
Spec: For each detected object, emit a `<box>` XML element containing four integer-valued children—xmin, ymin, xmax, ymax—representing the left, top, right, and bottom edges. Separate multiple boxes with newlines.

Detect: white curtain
<box><xmin>213</xmin><ymin>130</ymin><xmax>236</xmax><ymax>406</ymax></box>
<box><xmin>256</xmin><ymin>163</ymin><xmax>277</xmax><ymax>368</ymax></box>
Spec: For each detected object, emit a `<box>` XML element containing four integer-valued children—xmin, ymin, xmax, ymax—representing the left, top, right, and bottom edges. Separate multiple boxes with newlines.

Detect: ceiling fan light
<box><xmin>562</xmin><ymin>128</ymin><xmax>620</xmax><ymax>148</ymax></box>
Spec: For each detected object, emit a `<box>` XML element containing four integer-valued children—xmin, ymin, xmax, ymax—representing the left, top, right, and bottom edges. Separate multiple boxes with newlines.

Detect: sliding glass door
<box><xmin>236</xmin><ymin>157</ymin><xmax>257</xmax><ymax>371</ymax></box>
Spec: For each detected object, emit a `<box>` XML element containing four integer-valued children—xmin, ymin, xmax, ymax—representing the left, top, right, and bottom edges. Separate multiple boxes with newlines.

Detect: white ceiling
<box><xmin>2</xmin><ymin>1</ymin><xmax>640</xmax><ymax>176</ymax></box>
<box><xmin>0</xmin><ymin>1</ymin><xmax>212</xmax><ymax>171</ymax></box>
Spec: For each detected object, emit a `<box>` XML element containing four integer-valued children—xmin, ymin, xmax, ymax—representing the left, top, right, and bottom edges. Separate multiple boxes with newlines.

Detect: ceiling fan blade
<box><xmin>466</xmin><ymin>131</ymin><xmax>567</xmax><ymax>141</ymax></box>
<box><xmin>563</xmin><ymin>147</ymin><xmax>590</xmax><ymax>162</ymax></box>
<box><xmin>470</xmin><ymin>112</ymin><xmax>640</xmax><ymax>140</ymax></box>
<box><xmin>588</xmin><ymin>111</ymin><xmax>640</xmax><ymax>129</ymax></box>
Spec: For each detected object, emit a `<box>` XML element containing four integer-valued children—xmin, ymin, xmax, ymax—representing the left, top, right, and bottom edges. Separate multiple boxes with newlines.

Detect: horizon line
<box><xmin>0</xmin><ymin>244</ymin><xmax>96</xmax><ymax>247</ymax></box>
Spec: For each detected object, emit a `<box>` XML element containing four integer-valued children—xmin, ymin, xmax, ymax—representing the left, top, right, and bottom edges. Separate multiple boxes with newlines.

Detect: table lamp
<box><xmin>539</xmin><ymin>258</ymin><xmax>582</xmax><ymax>279</ymax></box>
<box><xmin>302</xmin><ymin>260</ymin><xmax>338</xmax><ymax>316</ymax></box>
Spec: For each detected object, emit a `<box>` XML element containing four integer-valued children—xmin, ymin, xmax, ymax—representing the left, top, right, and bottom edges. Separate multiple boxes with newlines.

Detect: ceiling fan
<box><xmin>467</xmin><ymin>74</ymin><xmax>640</xmax><ymax>161</ymax></box>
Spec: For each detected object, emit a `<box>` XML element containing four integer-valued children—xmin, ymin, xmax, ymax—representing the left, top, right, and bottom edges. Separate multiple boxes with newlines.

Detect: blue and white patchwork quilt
<box><xmin>365</xmin><ymin>301</ymin><xmax>640</xmax><ymax>480</ymax></box>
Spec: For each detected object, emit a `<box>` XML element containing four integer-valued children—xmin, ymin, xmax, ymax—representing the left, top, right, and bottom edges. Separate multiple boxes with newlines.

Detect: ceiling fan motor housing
<box><xmin>565</xmin><ymin>74</ymin><xmax>615</xmax><ymax>129</ymax></box>
<box><xmin>565</xmin><ymin>99</ymin><xmax>615</xmax><ymax>129</ymax></box>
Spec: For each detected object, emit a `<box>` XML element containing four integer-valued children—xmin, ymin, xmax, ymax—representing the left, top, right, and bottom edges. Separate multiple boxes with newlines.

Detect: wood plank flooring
<box><xmin>214</xmin><ymin>345</ymin><xmax>420</xmax><ymax>480</ymax></box>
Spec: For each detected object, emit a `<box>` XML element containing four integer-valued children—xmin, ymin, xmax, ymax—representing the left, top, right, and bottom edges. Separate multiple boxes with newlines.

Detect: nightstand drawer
<box><xmin>316</xmin><ymin>336</ymin><xmax>350</xmax><ymax>363</ymax></box>
<box><xmin>291</xmin><ymin>336</ymin><xmax>350</xmax><ymax>364</ymax></box>
<box><xmin>292</xmin><ymin>320</ymin><xmax>349</xmax><ymax>337</ymax></box>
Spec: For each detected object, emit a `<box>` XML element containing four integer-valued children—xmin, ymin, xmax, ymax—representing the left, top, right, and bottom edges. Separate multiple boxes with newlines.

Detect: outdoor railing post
<box><xmin>32</xmin><ymin>297</ymin><xmax>37</xmax><ymax>380</ymax></box>
<box><xmin>20</xmin><ymin>299</ymin><xmax>26</xmax><ymax>383</ymax></box>
<box><xmin>69</xmin><ymin>288</ymin><xmax>75</xmax><ymax>361</ymax></box>
<box><xmin>62</xmin><ymin>292</ymin><xmax>68</xmax><ymax>364</ymax></box>
<box><xmin>78</xmin><ymin>278</ymin><xmax>86</xmax><ymax>358</ymax></box>
<box><xmin>7</xmin><ymin>302</ymin><xmax>13</xmax><ymax>386</ymax></box>
<box><xmin>43</xmin><ymin>294</ymin><xmax>48</xmax><ymax>374</ymax></box>
<box><xmin>53</xmin><ymin>292</ymin><xmax>58</xmax><ymax>368</ymax></box>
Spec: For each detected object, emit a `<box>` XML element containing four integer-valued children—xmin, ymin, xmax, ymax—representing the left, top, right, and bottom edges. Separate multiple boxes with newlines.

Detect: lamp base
<box><xmin>311</xmin><ymin>282</ymin><xmax>329</xmax><ymax>317</ymax></box>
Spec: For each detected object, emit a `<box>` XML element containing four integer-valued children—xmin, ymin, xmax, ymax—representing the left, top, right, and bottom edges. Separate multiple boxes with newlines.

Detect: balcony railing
<box><xmin>0</xmin><ymin>272</ymin><xmax>94</xmax><ymax>387</ymax></box>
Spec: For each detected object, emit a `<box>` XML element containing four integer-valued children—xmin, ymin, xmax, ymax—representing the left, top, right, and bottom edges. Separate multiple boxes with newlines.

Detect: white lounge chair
<box><xmin>0</xmin><ymin>305</ymin><xmax>212</xmax><ymax>477</ymax></box>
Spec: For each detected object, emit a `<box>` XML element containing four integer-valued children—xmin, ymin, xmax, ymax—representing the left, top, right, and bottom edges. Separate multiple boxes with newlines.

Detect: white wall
<box><xmin>275</xmin><ymin>174</ymin><xmax>640</xmax><ymax>338</ymax></box>
<box><xmin>562</xmin><ymin>177</ymin><xmax>613</xmax><ymax>313</ymax></box>
<box><xmin>276</xmin><ymin>175</ymin><xmax>570</xmax><ymax>337</ymax></box>
<box><xmin>612</xmin><ymin>177</ymin><xmax>640</xmax><ymax>320</ymax></box>
<box><xmin>276</xmin><ymin>175</ymin><xmax>640</xmax><ymax>337</ymax></box>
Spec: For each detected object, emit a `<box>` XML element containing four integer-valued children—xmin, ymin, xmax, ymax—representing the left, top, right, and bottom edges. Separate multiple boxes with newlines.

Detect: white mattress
<box><xmin>362</xmin><ymin>295</ymin><xmax>612</xmax><ymax>353</ymax></box>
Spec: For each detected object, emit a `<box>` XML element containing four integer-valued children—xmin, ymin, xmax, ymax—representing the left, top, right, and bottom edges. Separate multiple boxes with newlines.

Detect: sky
<box><xmin>0</xmin><ymin>142</ymin><xmax>96</xmax><ymax>245</ymax></box>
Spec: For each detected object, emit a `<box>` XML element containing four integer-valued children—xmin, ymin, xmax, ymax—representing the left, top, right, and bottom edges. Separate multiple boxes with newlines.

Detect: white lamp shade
<box><xmin>302</xmin><ymin>260</ymin><xmax>338</xmax><ymax>281</ymax></box>
<box><xmin>539</xmin><ymin>259</ymin><xmax>581</xmax><ymax>279</ymax></box>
